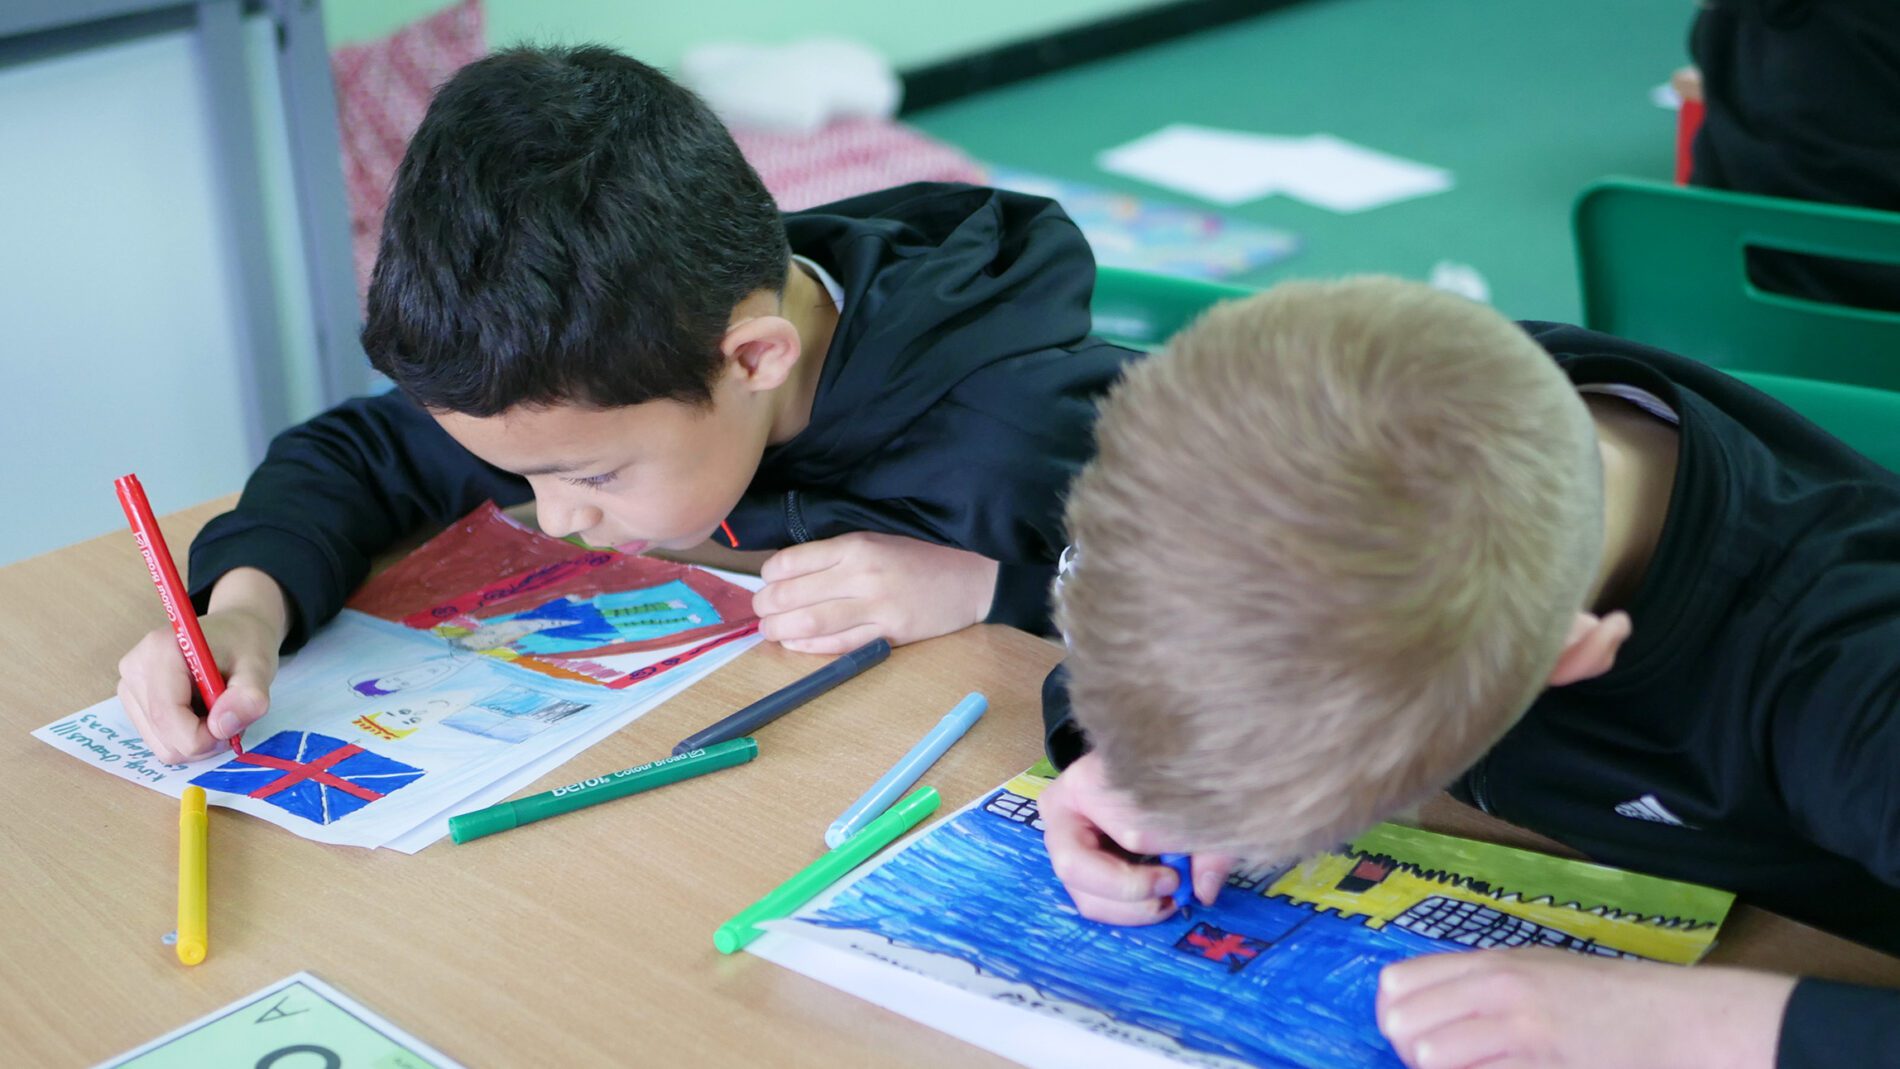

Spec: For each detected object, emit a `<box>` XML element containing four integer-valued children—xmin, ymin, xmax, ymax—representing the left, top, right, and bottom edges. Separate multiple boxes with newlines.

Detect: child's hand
<box><xmin>1378</xmin><ymin>948</ymin><xmax>1793</xmax><ymax>1069</ymax></box>
<box><xmin>115</xmin><ymin>568</ymin><xmax>288</xmax><ymax>764</ymax></box>
<box><xmin>753</xmin><ymin>532</ymin><xmax>1000</xmax><ymax>654</ymax></box>
<box><xmin>1039</xmin><ymin>751</ymin><xmax>1236</xmax><ymax>925</ymax></box>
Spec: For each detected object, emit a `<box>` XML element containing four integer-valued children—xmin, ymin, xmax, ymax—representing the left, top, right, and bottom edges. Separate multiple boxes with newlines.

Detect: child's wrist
<box><xmin>206</xmin><ymin>567</ymin><xmax>292</xmax><ymax>644</ymax></box>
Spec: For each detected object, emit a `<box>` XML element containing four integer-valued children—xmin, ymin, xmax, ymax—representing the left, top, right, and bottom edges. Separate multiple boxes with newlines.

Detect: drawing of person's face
<box><xmin>350</xmin><ymin>655</ymin><xmax>468</xmax><ymax>697</ymax></box>
<box><xmin>356</xmin><ymin>697</ymin><xmax>461</xmax><ymax>740</ymax></box>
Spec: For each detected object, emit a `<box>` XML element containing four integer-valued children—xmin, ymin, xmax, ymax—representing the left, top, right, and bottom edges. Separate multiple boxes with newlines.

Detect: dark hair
<box><xmin>362</xmin><ymin>45</ymin><xmax>789</xmax><ymax>415</ymax></box>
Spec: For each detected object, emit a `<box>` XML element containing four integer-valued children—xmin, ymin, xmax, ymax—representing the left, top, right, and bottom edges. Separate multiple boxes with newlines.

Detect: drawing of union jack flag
<box><xmin>190</xmin><ymin>731</ymin><xmax>424</xmax><ymax>825</ymax></box>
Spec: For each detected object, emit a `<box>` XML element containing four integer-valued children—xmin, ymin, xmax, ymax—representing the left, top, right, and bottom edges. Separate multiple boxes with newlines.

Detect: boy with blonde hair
<box><xmin>1039</xmin><ymin>278</ymin><xmax>1898</xmax><ymax>1069</ymax></box>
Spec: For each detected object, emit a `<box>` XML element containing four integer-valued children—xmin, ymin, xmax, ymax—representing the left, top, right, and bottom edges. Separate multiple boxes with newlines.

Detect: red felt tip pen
<box><xmin>115</xmin><ymin>474</ymin><xmax>243</xmax><ymax>755</ymax></box>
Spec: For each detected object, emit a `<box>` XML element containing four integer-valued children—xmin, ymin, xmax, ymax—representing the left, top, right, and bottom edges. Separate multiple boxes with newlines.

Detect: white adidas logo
<box><xmin>1615</xmin><ymin>793</ymin><xmax>1690</xmax><ymax>827</ymax></box>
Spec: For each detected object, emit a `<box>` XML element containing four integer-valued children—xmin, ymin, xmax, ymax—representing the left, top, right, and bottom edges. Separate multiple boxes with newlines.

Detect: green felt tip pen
<box><xmin>713</xmin><ymin>785</ymin><xmax>940</xmax><ymax>954</ymax></box>
<box><xmin>449</xmin><ymin>737</ymin><xmax>759</xmax><ymax>843</ymax></box>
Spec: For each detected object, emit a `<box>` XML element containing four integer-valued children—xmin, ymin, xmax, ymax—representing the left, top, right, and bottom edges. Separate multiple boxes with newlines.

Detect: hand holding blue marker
<box><xmin>1159</xmin><ymin>853</ymin><xmax>1195</xmax><ymax>917</ymax></box>
<box><xmin>825</xmin><ymin>692</ymin><xmax>987</xmax><ymax>847</ymax></box>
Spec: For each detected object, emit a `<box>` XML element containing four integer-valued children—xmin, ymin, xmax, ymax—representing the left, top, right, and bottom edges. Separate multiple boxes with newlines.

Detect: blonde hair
<box><xmin>1057</xmin><ymin>277</ymin><xmax>1603</xmax><ymax>862</ymax></box>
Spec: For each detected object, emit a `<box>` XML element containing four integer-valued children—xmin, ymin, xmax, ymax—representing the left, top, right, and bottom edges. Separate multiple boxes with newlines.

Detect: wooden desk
<box><xmin>3</xmin><ymin>501</ymin><xmax>1896</xmax><ymax>1066</ymax></box>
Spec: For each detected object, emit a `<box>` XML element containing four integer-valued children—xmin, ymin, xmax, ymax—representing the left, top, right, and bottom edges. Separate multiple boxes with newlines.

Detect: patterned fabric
<box><xmin>732</xmin><ymin>117</ymin><xmax>986</xmax><ymax>211</ymax></box>
<box><xmin>330</xmin><ymin>0</ymin><xmax>487</xmax><ymax>303</ymax></box>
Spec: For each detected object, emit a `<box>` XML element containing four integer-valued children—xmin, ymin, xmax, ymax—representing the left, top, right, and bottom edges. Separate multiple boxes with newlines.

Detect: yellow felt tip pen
<box><xmin>176</xmin><ymin>786</ymin><xmax>208</xmax><ymax>966</ymax></box>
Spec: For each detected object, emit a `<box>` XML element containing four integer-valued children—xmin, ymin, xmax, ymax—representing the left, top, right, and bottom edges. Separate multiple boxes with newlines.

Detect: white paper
<box><xmin>1097</xmin><ymin>124</ymin><xmax>1309</xmax><ymax>205</ymax></box>
<box><xmin>38</xmin><ymin>602</ymin><xmax>758</xmax><ymax>850</ymax></box>
<box><xmin>1266</xmin><ymin>133</ymin><xmax>1452</xmax><ymax>213</ymax></box>
<box><xmin>1098</xmin><ymin>124</ymin><xmax>1452</xmax><ymax>213</ymax></box>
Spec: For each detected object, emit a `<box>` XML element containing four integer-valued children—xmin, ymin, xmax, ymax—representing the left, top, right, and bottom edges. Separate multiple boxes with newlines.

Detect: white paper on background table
<box><xmin>1098</xmin><ymin>124</ymin><xmax>1453</xmax><ymax>212</ymax></box>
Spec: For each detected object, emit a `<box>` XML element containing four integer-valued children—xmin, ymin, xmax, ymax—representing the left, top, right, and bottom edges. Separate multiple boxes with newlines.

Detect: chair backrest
<box><xmin>1089</xmin><ymin>266</ymin><xmax>1899</xmax><ymax>473</ymax></box>
<box><xmin>1574</xmin><ymin>178</ymin><xmax>1900</xmax><ymax>391</ymax></box>
<box><xmin>1090</xmin><ymin>266</ymin><xmax>1253</xmax><ymax>350</ymax></box>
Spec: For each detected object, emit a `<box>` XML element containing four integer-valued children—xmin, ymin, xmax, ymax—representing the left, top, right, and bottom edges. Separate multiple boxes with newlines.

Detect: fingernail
<box><xmin>1195</xmin><ymin>871</ymin><xmax>1222</xmax><ymax>904</ymax></box>
<box><xmin>210</xmin><ymin>711</ymin><xmax>237</xmax><ymax>737</ymax></box>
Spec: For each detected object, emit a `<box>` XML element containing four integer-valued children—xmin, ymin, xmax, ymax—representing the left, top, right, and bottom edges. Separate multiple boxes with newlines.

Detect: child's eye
<box><xmin>564</xmin><ymin>471</ymin><xmax>618</xmax><ymax>489</ymax></box>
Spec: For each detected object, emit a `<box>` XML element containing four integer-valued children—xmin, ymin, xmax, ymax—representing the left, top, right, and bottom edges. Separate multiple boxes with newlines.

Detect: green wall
<box><xmin>324</xmin><ymin>0</ymin><xmax>1164</xmax><ymax>72</ymax></box>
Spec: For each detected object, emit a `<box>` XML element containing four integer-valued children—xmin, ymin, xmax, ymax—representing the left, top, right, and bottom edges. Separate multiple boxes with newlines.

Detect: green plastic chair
<box><xmin>1089</xmin><ymin>267</ymin><xmax>1900</xmax><ymax>472</ymax></box>
<box><xmin>1574</xmin><ymin>178</ymin><xmax>1900</xmax><ymax>391</ymax></box>
<box><xmin>1090</xmin><ymin>266</ymin><xmax>1254</xmax><ymax>350</ymax></box>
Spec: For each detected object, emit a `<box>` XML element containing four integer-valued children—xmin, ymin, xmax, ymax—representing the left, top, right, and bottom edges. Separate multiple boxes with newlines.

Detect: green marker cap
<box><xmin>449</xmin><ymin>736</ymin><xmax>759</xmax><ymax>844</ymax></box>
<box><xmin>714</xmin><ymin>784</ymin><xmax>940</xmax><ymax>954</ymax></box>
<box><xmin>448</xmin><ymin>801</ymin><xmax>522</xmax><ymax>844</ymax></box>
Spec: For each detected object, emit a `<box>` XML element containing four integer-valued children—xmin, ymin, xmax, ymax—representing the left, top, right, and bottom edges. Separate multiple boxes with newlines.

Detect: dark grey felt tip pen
<box><xmin>671</xmin><ymin>638</ymin><xmax>892</xmax><ymax>755</ymax></box>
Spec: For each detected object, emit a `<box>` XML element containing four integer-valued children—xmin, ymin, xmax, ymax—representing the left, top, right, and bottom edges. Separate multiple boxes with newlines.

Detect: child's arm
<box><xmin>1377</xmin><ymin>950</ymin><xmax>1795</xmax><ymax>1069</ymax></box>
<box><xmin>187</xmin><ymin>390</ymin><xmax>531</xmax><ymax>650</ymax></box>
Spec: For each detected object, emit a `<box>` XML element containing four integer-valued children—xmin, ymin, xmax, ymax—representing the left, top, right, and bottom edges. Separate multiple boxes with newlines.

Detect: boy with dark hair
<box><xmin>1041</xmin><ymin>278</ymin><xmax>1898</xmax><ymax>1068</ymax></box>
<box><xmin>116</xmin><ymin>45</ymin><xmax>1132</xmax><ymax>762</ymax></box>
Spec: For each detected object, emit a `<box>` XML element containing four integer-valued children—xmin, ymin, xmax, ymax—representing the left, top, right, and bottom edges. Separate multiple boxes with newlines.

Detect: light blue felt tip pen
<box><xmin>825</xmin><ymin>692</ymin><xmax>988</xmax><ymax>848</ymax></box>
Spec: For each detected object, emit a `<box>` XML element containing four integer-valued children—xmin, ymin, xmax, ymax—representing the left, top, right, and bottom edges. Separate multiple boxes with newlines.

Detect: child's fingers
<box><xmin>759</xmin><ymin>598</ymin><xmax>869</xmax><ymax>644</ymax></box>
<box><xmin>1387</xmin><ymin>1015</ymin><xmax>1513</xmax><ymax>1069</ymax></box>
<box><xmin>782</xmin><ymin>624</ymin><xmax>883</xmax><ymax>656</ymax></box>
<box><xmin>1379</xmin><ymin>950</ymin><xmax>1498</xmax><ymax>1004</ymax></box>
<box><xmin>1189</xmin><ymin>853</ymin><xmax>1238</xmax><ymax>905</ymax></box>
<box><xmin>207</xmin><ymin>639</ymin><xmax>276</xmax><ymax>739</ymax></box>
<box><xmin>1066</xmin><ymin>887</ymin><xmax>1178</xmax><ymax>927</ymax></box>
<box><xmin>118</xmin><ymin>630</ymin><xmax>220</xmax><ymax>763</ymax></box>
<box><xmin>752</xmin><ymin>567</ymin><xmax>857</xmax><ymax>617</ymax></box>
<box><xmin>759</xmin><ymin>537</ymin><xmax>849</xmax><ymax>583</ymax></box>
<box><xmin>118</xmin><ymin>676</ymin><xmax>218</xmax><ymax>765</ymax></box>
<box><xmin>1044</xmin><ymin>821</ymin><xmax>1168</xmax><ymax>903</ymax></box>
<box><xmin>1377</xmin><ymin>966</ymin><xmax>1494</xmax><ymax>1058</ymax></box>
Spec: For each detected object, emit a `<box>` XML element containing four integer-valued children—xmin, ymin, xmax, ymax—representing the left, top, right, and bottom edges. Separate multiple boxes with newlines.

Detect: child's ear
<box><xmin>720</xmin><ymin>315</ymin><xmax>802</xmax><ymax>393</ymax></box>
<box><xmin>1547</xmin><ymin>611</ymin><xmax>1634</xmax><ymax>687</ymax></box>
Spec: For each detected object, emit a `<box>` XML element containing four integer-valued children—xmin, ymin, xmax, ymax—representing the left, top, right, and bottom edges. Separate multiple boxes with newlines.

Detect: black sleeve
<box><xmin>776</xmin><ymin>342</ymin><xmax>1127</xmax><ymax>635</ymax></box>
<box><xmin>1775</xmin><ymin>978</ymin><xmax>1900</xmax><ymax>1069</ymax></box>
<box><xmin>1769</xmin><ymin>624</ymin><xmax>1900</xmax><ymax>889</ymax></box>
<box><xmin>1042</xmin><ymin>663</ymin><xmax>1088</xmax><ymax>769</ymax></box>
<box><xmin>187</xmin><ymin>390</ymin><xmax>531</xmax><ymax>650</ymax></box>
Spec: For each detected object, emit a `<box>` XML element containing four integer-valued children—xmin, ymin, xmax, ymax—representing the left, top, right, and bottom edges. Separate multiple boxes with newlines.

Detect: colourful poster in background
<box><xmin>755</xmin><ymin>764</ymin><xmax>1734</xmax><ymax>1069</ymax></box>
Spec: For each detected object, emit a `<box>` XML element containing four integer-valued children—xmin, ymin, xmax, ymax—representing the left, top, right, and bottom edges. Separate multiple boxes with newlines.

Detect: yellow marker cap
<box><xmin>176</xmin><ymin>786</ymin><xmax>208</xmax><ymax>966</ymax></box>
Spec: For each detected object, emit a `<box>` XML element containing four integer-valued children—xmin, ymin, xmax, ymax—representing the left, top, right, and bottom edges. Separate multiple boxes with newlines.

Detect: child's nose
<box><xmin>534</xmin><ymin>493</ymin><xmax>600</xmax><ymax>540</ymax></box>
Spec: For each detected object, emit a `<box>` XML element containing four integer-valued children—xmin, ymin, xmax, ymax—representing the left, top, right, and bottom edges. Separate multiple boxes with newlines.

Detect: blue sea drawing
<box><xmin>801</xmin><ymin>788</ymin><xmax>1460</xmax><ymax>1069</ymax></box>
<box><xmin>190</xmin><ymin>731</ymin><xmax>424</xmax><ymax>825</ymax></box>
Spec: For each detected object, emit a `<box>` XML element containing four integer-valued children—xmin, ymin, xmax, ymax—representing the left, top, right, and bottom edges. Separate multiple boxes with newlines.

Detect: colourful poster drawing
<box><xmin>348</xmin><ymin>503</ymin><xmax>758</xmax><ymax>686</ymax></box>
<box><xmin>761</xmin><ymin>765</ymin><xmax>1735</xmax><ymax>1069</ymax></box>
<box><xmin>190</xmin><ymin>731</ymin><xmax>424</xmax><ymax>825</ymax></box>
